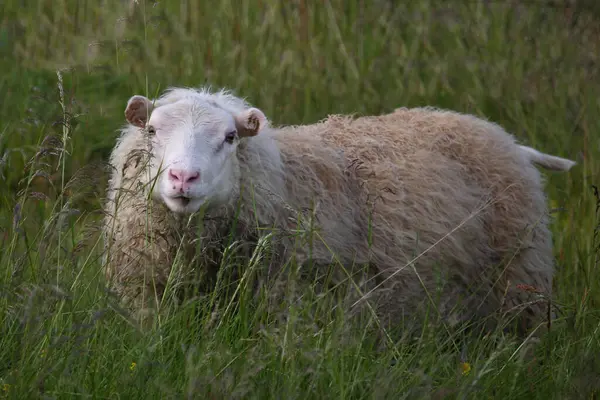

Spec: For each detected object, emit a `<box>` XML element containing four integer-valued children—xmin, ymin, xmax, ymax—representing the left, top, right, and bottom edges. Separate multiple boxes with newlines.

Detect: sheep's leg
<box><xmin>497</xmin><ymin>247</ymin><xmax>554</xmax><ymax>336</ymax></box>
<box><xmin>104</xmin><ymin>229</ymin><xmax>174</xmax><ymax>327</ymax></box>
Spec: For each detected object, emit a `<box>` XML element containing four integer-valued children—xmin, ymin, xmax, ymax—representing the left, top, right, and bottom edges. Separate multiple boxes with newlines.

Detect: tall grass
<box><xmin>1</xmin><ymin>0</ymin><xmax>599</xmax><ymax>398</ymax></box>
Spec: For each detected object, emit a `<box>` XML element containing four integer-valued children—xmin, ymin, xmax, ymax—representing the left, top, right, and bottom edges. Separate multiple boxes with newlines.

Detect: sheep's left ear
<box><xmin>234</xmin><ymin>107</ymin><xmax>267</xmax><ymax>137</ymax></box>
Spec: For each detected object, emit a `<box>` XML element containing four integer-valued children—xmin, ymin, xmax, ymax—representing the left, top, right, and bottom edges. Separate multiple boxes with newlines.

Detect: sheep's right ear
<box><xmin>234</xmin><ymin>107</ymin><xmax>267</xmax><ymax>137</ymax></box>
<box><xmin>125</xmin><ymin>95</ymin><xmax>154</xmax><ymax>128</ymax></box>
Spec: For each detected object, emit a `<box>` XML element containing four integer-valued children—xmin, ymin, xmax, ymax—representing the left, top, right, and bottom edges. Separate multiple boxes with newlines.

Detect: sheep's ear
<box><xmin>125</xmin><ymin>95</ymin><xmax>154</xmax><ymax>128</ymax></box>
<box><xmin>234</xmin><ymin>107</ymin><xmax>267</xmax><ymax>137</ymax></box>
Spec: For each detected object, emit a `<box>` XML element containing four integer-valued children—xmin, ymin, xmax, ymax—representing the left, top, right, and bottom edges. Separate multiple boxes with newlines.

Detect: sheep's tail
<box><xmin>518</xmin><ymin>145</ymin><xmax>576</xmax><ymax>171</ymax></box>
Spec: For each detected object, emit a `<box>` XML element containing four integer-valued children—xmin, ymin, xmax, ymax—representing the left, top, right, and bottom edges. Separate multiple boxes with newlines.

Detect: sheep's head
<box><xmin>124</xmin><ymin>90</ymin><xmax>267</xmax><ymax>214</ymax></box>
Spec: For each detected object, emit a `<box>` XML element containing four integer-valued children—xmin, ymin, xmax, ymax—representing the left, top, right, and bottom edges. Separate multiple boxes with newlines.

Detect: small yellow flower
<box><xmin>130</xmin><ymin>362</ymin><xmax>137</xmax><ymax>372</ymax></box>
<box><xmin>2</xmin><ymin>383</ymin><xmax>10</xmax><ymax>393</ymax></box>
<box><xmin>461</xmin><ymin>362</ymin><xmax>471</xmax><ymax>376</ymax></box>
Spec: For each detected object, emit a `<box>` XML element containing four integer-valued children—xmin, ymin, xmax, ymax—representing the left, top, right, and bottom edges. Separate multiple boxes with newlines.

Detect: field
<box><xmin>1</xmin><ymin>0</ymin><xmax>600</xmax><ymax>398</ymax></box>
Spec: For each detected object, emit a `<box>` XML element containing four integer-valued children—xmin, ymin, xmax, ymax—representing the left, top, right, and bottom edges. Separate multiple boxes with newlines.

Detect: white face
<box><xmin>124</xmin><ymin>92</ymin><xmax>266</xmax><ymax>214</ymax></box>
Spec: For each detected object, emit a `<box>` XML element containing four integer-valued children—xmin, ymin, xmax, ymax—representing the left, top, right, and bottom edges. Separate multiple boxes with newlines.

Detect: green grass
<box><xmin>1</xmin><ymin>0</ymin><xmax>600</xmax><ymax>398</ymax></box>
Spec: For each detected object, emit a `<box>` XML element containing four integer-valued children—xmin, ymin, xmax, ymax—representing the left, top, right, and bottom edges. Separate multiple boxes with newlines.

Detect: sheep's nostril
<box><xmin>187</xmin><ymin>171</ymin><xmax>200</xmax><ymax>183</ymax></box>
<box><xmin>168</xmin><ymin>169</ymin><xmax>183</xmax><ymax>183</ymax></box>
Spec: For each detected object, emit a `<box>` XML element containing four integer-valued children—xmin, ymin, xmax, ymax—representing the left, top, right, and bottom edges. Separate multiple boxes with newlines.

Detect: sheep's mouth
<box><xmin>164</xmin><ymin>194</ymin><xmax>207</xmax><ymax>213</ymax></box>
<box><xmin>171</xmin><ymin>195</ymin><xmax>191</xmax><ymax>206</ymax></box>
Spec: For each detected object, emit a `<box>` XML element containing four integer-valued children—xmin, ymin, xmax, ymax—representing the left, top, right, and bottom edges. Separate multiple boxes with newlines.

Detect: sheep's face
<box><xmin>124</xmin><ymin>94</ymin><xmax>267</xmax><ymax>214</ymax></box>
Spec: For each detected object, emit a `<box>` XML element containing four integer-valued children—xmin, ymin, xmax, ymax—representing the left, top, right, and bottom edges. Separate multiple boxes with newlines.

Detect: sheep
<box><xmin>102</xmin><ymin>86</ymin><xmax>576</xmax><ymax>335</ymax></box>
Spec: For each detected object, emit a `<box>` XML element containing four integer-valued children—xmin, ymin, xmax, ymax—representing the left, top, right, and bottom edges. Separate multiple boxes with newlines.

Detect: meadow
<box><xmin>1</xmin><ymin>0</ymin><xmax>599</xmax><ymax>398</ymax></box>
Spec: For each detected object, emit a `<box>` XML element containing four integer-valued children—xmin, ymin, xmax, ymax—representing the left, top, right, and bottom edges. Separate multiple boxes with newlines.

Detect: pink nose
<box><xmin>168</xmin><ymin>168</ymin><xmax>200</xmax><ymax>191</ymax></box>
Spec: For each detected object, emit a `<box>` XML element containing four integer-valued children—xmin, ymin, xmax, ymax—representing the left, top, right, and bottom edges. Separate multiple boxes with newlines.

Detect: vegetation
<box><xmin>1</xmin><ymin>0</ymin><xmax>599</xmax><ymax>398</ymax></box>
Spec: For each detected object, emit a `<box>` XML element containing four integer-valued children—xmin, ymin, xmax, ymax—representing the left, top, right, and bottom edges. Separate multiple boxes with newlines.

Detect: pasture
<box><xmin>1</xmin><ymin>1</ymin><xmax>599</xmax><ymax>398</ymax></box>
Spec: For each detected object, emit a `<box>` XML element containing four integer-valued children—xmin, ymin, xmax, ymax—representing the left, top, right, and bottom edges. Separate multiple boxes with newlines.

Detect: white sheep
<box><xmin>102</xmin><ymin>86</ymin><xmax>576</xmax><ymax>334</ymax></box>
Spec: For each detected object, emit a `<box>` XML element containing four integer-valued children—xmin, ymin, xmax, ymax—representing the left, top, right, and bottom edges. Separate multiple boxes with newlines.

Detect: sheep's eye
<box><xmin>147</xmin><ymin>125</ymin><xmax>156</xmax><ymax>135</ymax></box>
<box><xmin>224</xmin><ymin>130</ymin><xmax>237</xmax><ymax>144</ymax></box>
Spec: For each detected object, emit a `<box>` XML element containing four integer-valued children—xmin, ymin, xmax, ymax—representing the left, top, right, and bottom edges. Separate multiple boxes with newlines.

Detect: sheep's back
<box><xmin>272</xmin><ymin>109</ymin><xmax>552</xmax><ymax>292</ymax></box>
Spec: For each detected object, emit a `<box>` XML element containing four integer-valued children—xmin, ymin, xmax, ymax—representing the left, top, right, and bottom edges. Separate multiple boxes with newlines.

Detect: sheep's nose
<box><xmin>168</xmin><ymin>168</ymin><xmax>200</xmax><ymax>190</ymax></box>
